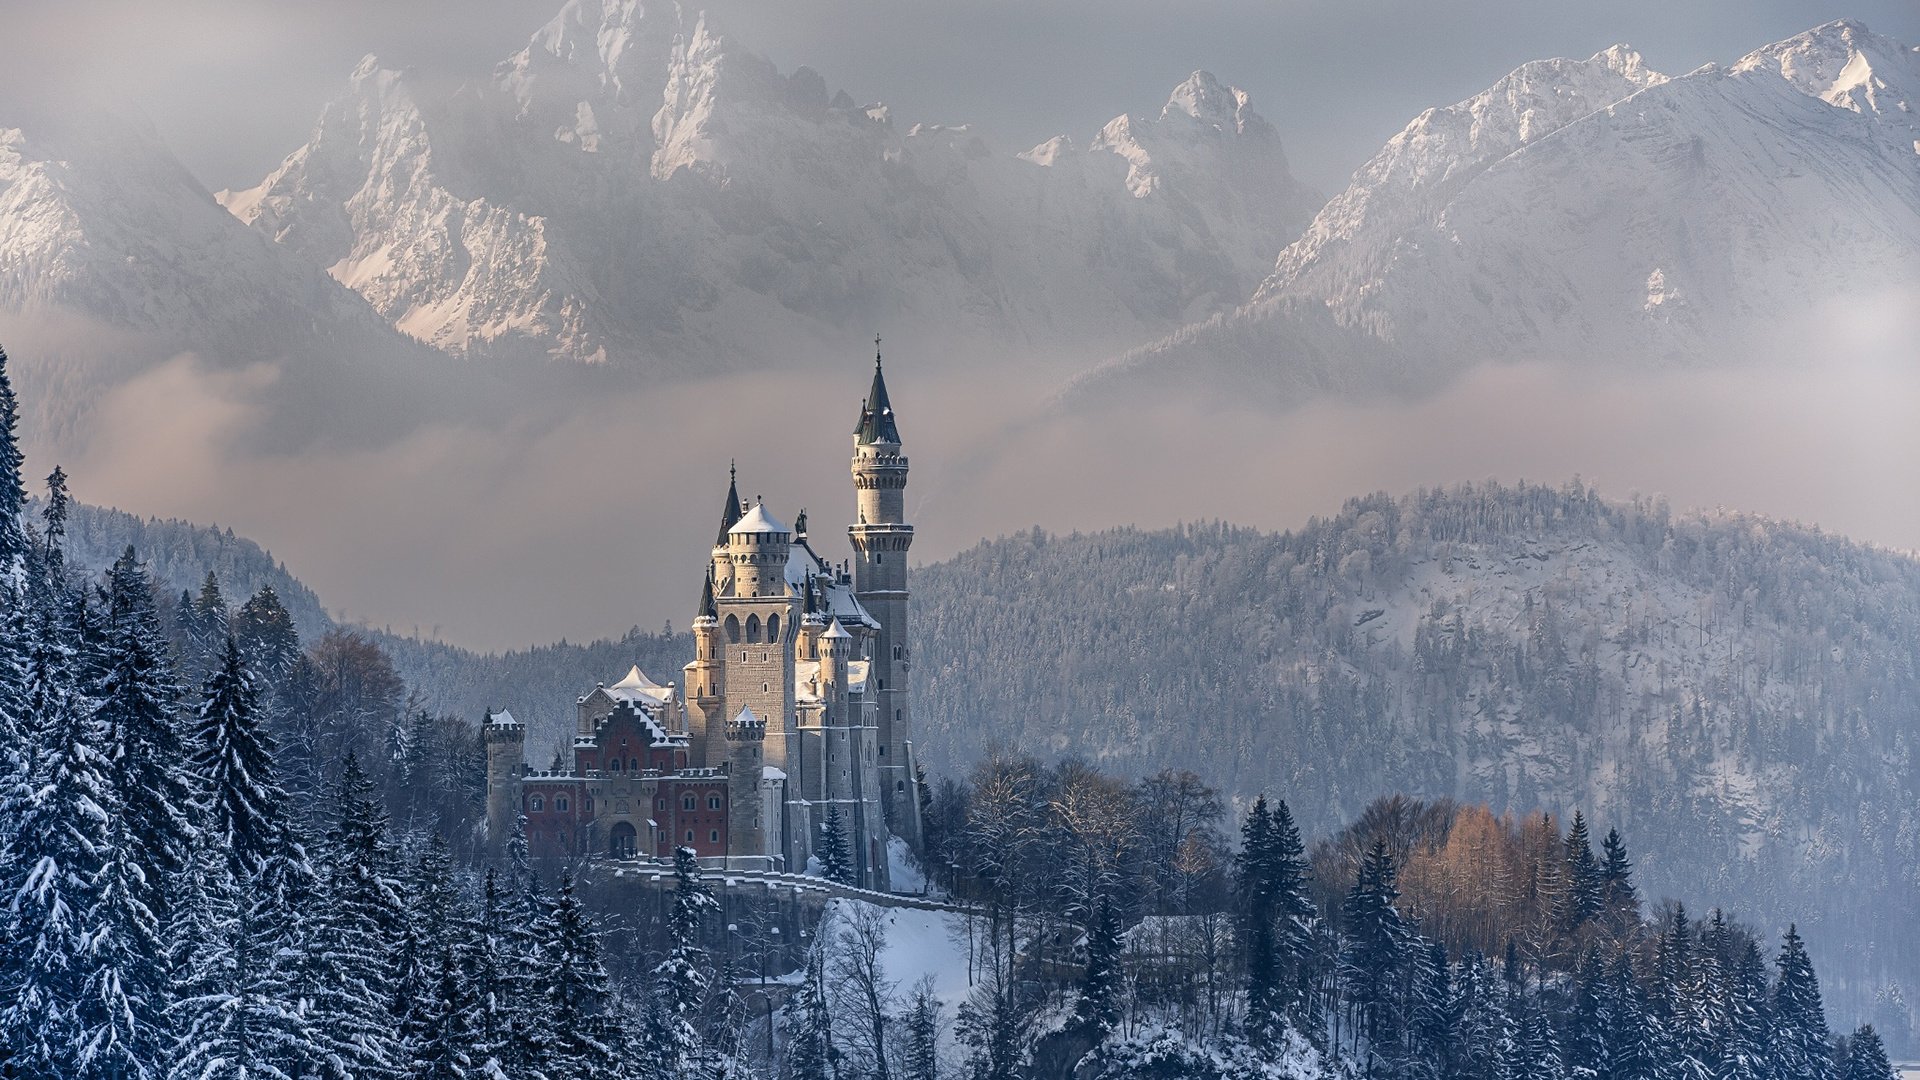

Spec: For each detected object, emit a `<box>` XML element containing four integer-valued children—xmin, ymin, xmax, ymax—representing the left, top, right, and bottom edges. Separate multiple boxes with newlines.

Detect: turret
<box><xmin>848</xmin><ymin>341</ymin><xmax>922</xmax><ymax>850</ymax></box>
<box><xmin>728</xmin><ymin>499</ymin><xmax>792</xmax><ymax>599</ymax></box>
<box><xmin>712</xmin><ymin>463</ymin><xmax>744</xmax><ymax>593</ymax></box>
<box><xmin>725</xmin><ymin>705</ymin><xmax>769</xmax><ymax>861</ymax></box>
<box><xmin>483</xmin><ymin>709</ymin><xmax>526</xmax><ymax>850</ymax></box>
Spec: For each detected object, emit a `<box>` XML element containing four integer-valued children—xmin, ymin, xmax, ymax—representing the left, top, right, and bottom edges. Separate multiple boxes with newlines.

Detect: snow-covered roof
<box><xmin>784</xmin><ymin>538</ymin><xmax>880</xmax><ymax>630</ymax></box>
<box><xmin>794</xmin><ymin>660</ymin><xmax>823</xmax><ymax>703</ymax></box>
<box><xmin>486</xmin><ymin>708</ymin><xmax>519</xmax><ymax>727</ymax></box>
<box><xmin>847</xmin><ymin>659</ymin><xmax>870</xmax><ymax>694</ymax></box>
<box><xmin>732</xmin><ymin>705</ymin><xmax>761</xmax><ymax>725</ymax></box>
<box><xmin>823</xmin><ymin>618</ymin><xmax>852</xmax><ymax>640</ymax></box>
<box><xmin>763</xmin><ymin>766</ymin><xmax>788</xmax><ymax>781</ymax></box>
<box><xmin>729</xmin><ymin>502</ymin><xmax>789</xmax><ymax>536</ymax></box>
<box><xmin>604</xmin><ymin>665</ymin><xmax>674</xmax><ymax>705</ymax></box>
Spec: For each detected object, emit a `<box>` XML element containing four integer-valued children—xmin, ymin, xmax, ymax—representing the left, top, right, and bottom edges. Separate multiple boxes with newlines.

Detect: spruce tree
<box><xmin>782</xmin><ymin>936</ymin><xmax>839</xmax><ymax>1080</ymax></box>
<box><xmin>40</xmin><ymin>465</ymin><xmax>68</xmax><ymax>576</ymax></box>
<box><xmin>820</xmin><ymin>805</ymin><xmax>856</xmax><ymax>885</ymax></box>
<box><xmin>233</xmin><ymin>586</ymin><xmax>300</xmax><ymax>690</ymax></box>
<box><xmin>1770</xmin><ymin>926</ymin><xmax>1833</xmax><ymax>1080</ymax></box>
<box><xmin>1341</xmin><ymin>839</ymin><xmax>1410</xmax><ymax>1069</ymax></box>
<box><xmin>0</xmin><ymin>596</ymin><xmax>127</xmax><ymax>1075</ymax></box>
<box><xmin>641</xmin><ymin>848</ymin><xmax>721</xmax><ymax>1077</ymax></box>
<box><xmin>308</xmin><ymin>753</ymin><xmax>403</xmax><ymax>1079</ymax></box>
<box><xmin>1563</xmin><ymin>947</ymin><xmax>1609</xmax><ymax>1080</ymax></box>
<box><xmin>0</xmin><ymin>345</ymin><xmax>29</xmax><ymax>578</ymax></box>
<box><xmin>1599</xmin><ymin>829</ymin><xmax>1639</xmax><ymax>937</ymax></box>
<box><xmin>192</xmin><ymin>636</ymin><xmax>290</xmax><ymax>879</ymax></box>
<box><xmin>99</xmin><ymin>548</ymin><xmax>195</xmax><ymax>925</ymax></box>
<box><xmin>1072</xmin><ymin>896</ymin><xmax>1122</xmax><ymax>1040</ymax></box>
<box><xmin>1561</xmin><ymin>811</ymin><xmax>1603</xmax><ymax>934</ymax></box>
<box><xmin>900</xmin><ymin>977</ymin><xmax>942</xmax><ymax>1080</ymax></box>
<box><xmin>545</xmin><ymin>871</ymin><xmax>620</xmax><ymax>1079</ymax></box>
<box><xmin>1718</xmin><ymin>938</ymin><xmax>1771</xmax><ymax>1080</ymax></box>
<box><xmin>1840</xmin><ymin>1025</ymin><xmax>1895</xmax><ymax>1080</ymax></box>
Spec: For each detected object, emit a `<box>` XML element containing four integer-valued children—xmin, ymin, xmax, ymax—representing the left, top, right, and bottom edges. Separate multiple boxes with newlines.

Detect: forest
<box><xmin>0</xmin><ymin>348</ymin><xmax>1906</xmax><ymax>1078</ymax></box>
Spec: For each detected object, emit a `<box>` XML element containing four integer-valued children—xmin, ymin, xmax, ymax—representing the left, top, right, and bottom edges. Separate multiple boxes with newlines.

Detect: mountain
<box><xmin>52</xmin><ymin>481</ymin><xmax>1920</xmax><ymax>1040</ymax></box>
<box><xmin>220</xmin><ymin>0</ymin><xmax>1321</xmax><ymax>371</ymax></box>
<box><xmin>0</xmin><ymin>107</ymin><xmax>462</xmax><ymax>450</ymax></box>
<box><xmin>1076</xmin><ymin>21</ymin><xmax>1920</xmax><ymax>404</ymax></box>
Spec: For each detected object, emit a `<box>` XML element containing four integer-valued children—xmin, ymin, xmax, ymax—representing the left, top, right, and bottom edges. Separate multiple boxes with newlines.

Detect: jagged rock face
<box><xmin>1080</xmin><ymin>21</ymin><xmax>1920</xmax><ymax>403</ymax></box>
<box><xmin>219</xmin><ymin>0</ymin><xmax>1323</xmax><ymax>370</ymax></box>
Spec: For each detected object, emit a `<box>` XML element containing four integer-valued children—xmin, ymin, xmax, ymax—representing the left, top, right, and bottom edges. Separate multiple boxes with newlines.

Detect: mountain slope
<box><xmin>0</xmin><ymin>107</ymin><xmax>467</xmax><ymax>450</ymax></box>
<box><xmin>221</xmin><ymin>0</ymin><xmax>1321</xmax><ymax>371</ymax></box>
<box><xmin>1077</xmin><ymin>21</ymin><xmax>1920</xmax><ymax>404</ymax></box>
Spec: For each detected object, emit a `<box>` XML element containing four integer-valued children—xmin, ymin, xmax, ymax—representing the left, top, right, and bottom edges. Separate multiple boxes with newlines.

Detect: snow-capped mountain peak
<box><xmin>1733</xmin><ymin>19</ymin><xmax>1920</xmax><ymax>145</ymax></box>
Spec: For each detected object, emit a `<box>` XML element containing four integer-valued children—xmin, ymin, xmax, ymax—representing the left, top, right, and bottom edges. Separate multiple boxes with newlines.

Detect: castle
<box><xmin>484</xmin><ymin>350</ymin><xmax>923</xmax><ymax>890</ymax></box>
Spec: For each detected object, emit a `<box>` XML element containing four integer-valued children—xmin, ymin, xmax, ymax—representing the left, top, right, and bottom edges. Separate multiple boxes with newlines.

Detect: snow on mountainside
<box><xmin>0</xmin><ymin>107</ymin><xmax>460</xmax><ymax>447</ymax></box>
<box><xmin>1076</xmin><ymin>21</ymin><xmax>1920</xmax><ymax>404</ymax></box>
<box><xmin>220</xmin><ymin>0</ymin><xmax>1321</xmax><ymax>370</ymax></box>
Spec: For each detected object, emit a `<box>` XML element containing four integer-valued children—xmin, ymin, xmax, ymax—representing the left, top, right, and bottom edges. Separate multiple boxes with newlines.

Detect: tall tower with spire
<box><xmin>849</xmin><ymin>339</ymin><xmax>924</xmax><ymax>850</ymax></box>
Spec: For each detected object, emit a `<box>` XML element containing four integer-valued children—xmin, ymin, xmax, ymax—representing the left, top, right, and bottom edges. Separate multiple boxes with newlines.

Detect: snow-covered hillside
<box><xmin>219</xmin><ymin>0</ymin><xmax>1321</xmax><ymax>370</ymax></box>
<box><xmin>1077</xmin><ymin>20</ymin><xmax>1920</xmax><ymax>403</ymax></box>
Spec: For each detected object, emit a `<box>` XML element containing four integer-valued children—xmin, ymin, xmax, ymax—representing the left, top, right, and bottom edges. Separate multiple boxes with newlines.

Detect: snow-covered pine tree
<box><xmin>40</xmin><ymin>466</ymin><xmax>68</xmax><ymax>577</ymax></box>
<box><xmin>1770</xmin><ymin>926</ymin><xmax>1834</xmax><ymax>1080</ymax></box>
<box><xmin>543</xmin><ymin>870</ymin><xmax>621</xmax><ymax>1079</ymax></box>
<box><xmin>164</xmin><ymin>833</ymin><xmax>313</xmax><ymax>1080</ymax></box>
<box><xmin>232</xmin><ymin>586</ymin><xmax>300</xmax><ymax>691</ymax></box>
<box><xmin>1599</xmin><ymin>829</ymin><xmax>1639</xmax><ymax>938</ymax></box>
<box><xmin>186</xmin><ymin>572</ymin><xmax>230</xmax><ymax>684</ymax></box>
<box><xmin>307</xmin><ymin>752</ymin><xmax>404</xmax><ymax>1079</ymax></box>
<box><xmin>820</xmin><ymin>805</ymin><xmax>856</xmax><ymax>885</ymax></box>
<box><xmin>0</xmin><ymin>346</ymin><xmax>29</xmax><ymax>580</ymax></box>
<box><xmin>1341</xmin><ymin>839</ymin><xmax>1410</xmax><ymax>1066</ymax></box>
<box><xmin>1562</xmin><ymin>947</ymin><xmax>1609</xmax><ymax>1080</ymax></box>
<box><xmin>1409</xmin><ymin>940</ymin><xmax>1456</xmax><ymax>1078</ymax></box>
<box><xmin>1717</xmin><ymin>938</ymin><xmax>1772</xmax><ymax>1080</ymax></box>
<box><xmin>781</xmin><ymin>934</ymin><xmax>839</xmax><ymax>1080</ymax></box>
<box><xmin>1840</xmin><ymin>1025</ymin><xmax>1896</xmax><ymax>1080</ymax></box>
<box><xmin>1236</xmin><ymin>795</ymin><xmax>1281</xmax><ymax>1040</ymax></box>
<box><xmin>1071</xmin><ymin>896</ymin><xmax>1122</xmax><ymax>1040</ymax></box>
<box><xmin>1269</xmin><ymin>798</ymin><xmax>1321</xmax><ymax>1032</ymax></box>
<box><xmin>192</xmin><ymin>635</ymin><xmax>290</xmax><ymax>880</ymax></box>
<box><xmin>0</xmin><ymin>591</ymin><xmax>129</xmax><ymax>1076</ymax></box>
<box><xmin>640</xmin><ymin>848</ymin><xmax>722</xmax><ymax>1078</ymax></box>
<box><xmin>396</xmin><ymin>833</ymin><xmax>465</xmax><ymax>1074</ymax></box>
<box><xmin>900</xmin><ymin>976</ymin><xmax>942</xmax><ymax>1080</ymax></box>
<box><xmin>100</xmin><ymin>548</ymin><xmax>195</xmax><ymax>925</ymax></box>
<box><xmin>1561</xmin><ymin>812</ymin><xmax>1603</xmax><ymax>935</ymax></box>
<box><xmin>1605</xmin><ymin>951</ymin><xmax>1663</xmax><ymax>1080</ymax></box>
<box><xmin>473</xmin><ymin>867</ymin><xmax>544</xmax><ymax>1075</ymax></box>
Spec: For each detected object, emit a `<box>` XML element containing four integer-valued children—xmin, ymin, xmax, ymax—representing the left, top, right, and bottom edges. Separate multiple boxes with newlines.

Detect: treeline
<box><xmin>905</xmin><ymin>750</ymin><xmax>1898</xmax><ymax>1079</ymax></box>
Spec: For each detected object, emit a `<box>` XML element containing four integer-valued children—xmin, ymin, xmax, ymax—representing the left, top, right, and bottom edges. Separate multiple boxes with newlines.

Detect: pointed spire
<box><xmin>854</xmin><ymin>337</ymin><xmax>901</xmax><ymax>445</ymax></box>
<box><xmin>697</xmin><ymin>568</ymin><xmax>717</xmax><ymax>620</ymax></box>
<box><xmin>715</xmin><ymin>463</ymin><xmax>743</xmax><ymax>545</ymax></box>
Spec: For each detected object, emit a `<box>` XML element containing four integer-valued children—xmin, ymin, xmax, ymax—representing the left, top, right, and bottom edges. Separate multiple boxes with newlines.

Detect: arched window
<box><xmin>686</xmin><ymin>829</ymin><xmax>695</xmax><ymax>843</ymax></box>
<box><xmin>628</xmin><ymin>757</ymin><xmax>640</xmax><ymax>773</ymax></box>
<box><xmin>897</xmin><ymin>780</ymin><xmax>906</xmax><ymax>792</ymax></box>
<box><xmin>708</xmin><ymin>795</ymin><xmax>722</xmax><ymax>810</ymax></box>
<box><xmin>767</xmin><ymin>614</ymin><xmax>780</xmax><ymax>642</ymax></box>
<box><xmin>710</xmin><ymin>829</ymin><xmax>720</xmax><ymax>844</ymax></box>
<box><xmin>746</xmin><ymin>614</ymin><xmax>761</xmax><ymax>643</ymax></box>
<box><xmin>724</xmin><ymin>614</ymin><xmax>741</xmax><ymax>643</ymax></box>
<box><xmin>683</xmin><ymin>795</ymin><xmax>696</xmax><ymax>811</ymax></box>
<box><xmin>656</xmin><ymin>798</ymin><xmax>667</xmax><ymax>812</ymax></box>
<box><xmin>529</xmin><ymin>794</ymin><xmax>545</xmax><ymax>812</ymax></box>
<box><xmin>555</xmin><ymin>796</ymin><xmax>570</xmax><ymax>813</ymax></box>
<box><xmin>609</xmin><ymin>758</ymin><xmax>623</xmax><ymax>773</ymax></box>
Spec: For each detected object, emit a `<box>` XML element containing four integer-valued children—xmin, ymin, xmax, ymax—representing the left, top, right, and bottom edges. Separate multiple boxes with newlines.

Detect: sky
<box><xmin>6</xmin><ymin>0</ymin><xmax>1919</xmax><ymax>193</ymax></box>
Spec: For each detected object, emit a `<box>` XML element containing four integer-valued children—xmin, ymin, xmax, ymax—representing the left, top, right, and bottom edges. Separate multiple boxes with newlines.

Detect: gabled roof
<box><xmin>854</xmin><ymin>357</ymin><xmax>901</xmax><ymax>445</ymax></box>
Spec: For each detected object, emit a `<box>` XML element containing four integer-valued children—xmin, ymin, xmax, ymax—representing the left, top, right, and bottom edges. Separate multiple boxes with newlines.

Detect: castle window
<box><xmin>683</xmin><ymin>795</ymin><xmax>696</xmax><ymax>811</ymax></box>
<box><xmin>708</xmin><ymin>795</ymin><xmax>722</xmax><ymax>810</ymax></box>
<box><xmin>555</xmin><ymin>796</ymin><xmax>570</xmax><ymax>813</ymax></box>
<box><xmin>768</xmin><ymin>614</ymin><xmax>780</xmax><ymax>641</ymax></box>
<box><xmin>725</xmin><ymin>614</ymin><xmax>741</xmax><ymax>643</ymax></box>
<box><xmin>893</xmin><ymin>646</ymin><xmax>902</xmax><ymax>660</ymax></box>
<box><xmin>897</xmin><ymin>780</ymin><xmax>906</xmax><ymax>792</ymax></box>
<box><xmin>529</xmin><ymin>795</ymin><xmax>545</xmax><ymax>812</ymax></box>
<box><xmin>879</xmin><ymin>745</ymin><xmax>886</xmax><ymax>756</ymax></box>
<box><xmin>629</xmin><ymin>757</ymin><xmax>640</xmax><ymax>772</ymax></box>
<box><xmin>710</xmin><ymin>829</ymin><xmax>720</xmax><ymax>843</ymax></box>
<box><xmin>746</xmin><ymin>614</ymin><xmax>761</xmax><ymax>643</ymax></box>
<box><xmin>609</xmin><ymin>758</ymin><xmax>623</xmax><ymax>773</ymax></box>
<box><xmin>686</xmin><ymin>830</ymin><xmax>695</xmax><ymax>843</ymax></box>
<box><xmin>657</xmin><ymin>798</ymin><xmax>667</xmax><ymax>812</ymax></box>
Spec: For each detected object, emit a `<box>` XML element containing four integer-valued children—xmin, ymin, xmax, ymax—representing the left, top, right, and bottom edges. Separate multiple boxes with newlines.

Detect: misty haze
<box><xmin>0</xmin><ymin>2</ymin><xmax>1915</xmax><ymax>1078</ymax></box>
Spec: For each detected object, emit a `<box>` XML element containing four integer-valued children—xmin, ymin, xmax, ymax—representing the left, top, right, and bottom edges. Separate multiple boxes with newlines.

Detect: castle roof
<box><xmin>486</xmin><ymin>708</ymin><xmax>520</xmax><ymax>727</ymax></box>
<box><xmin>823</xmin><ymin>618</ymin><xmax>852</xmax><ymax>640</ymax></box>
<box><xmin>854</xmin><ymin>356</ymin><xmax>901</xmax><ymax>445</ymax></box>
<box><xmin>784</xmin><ymin>540</ymin><xmax>881</xmax><ymax>630</ymax></box>
<box><xmin>714</xmin><ymin>465</ymin><xmax>743</xmax><ymax>545</ymax></box>
<box><xmin>732</xmin><ymin>705</ymin><xmax>761</xmax><ymax>725</ymax></box>
<box><xmin>729</xmin><ymin>502</ymin><xmax>790</xmax><ymax>536</ymax></box>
